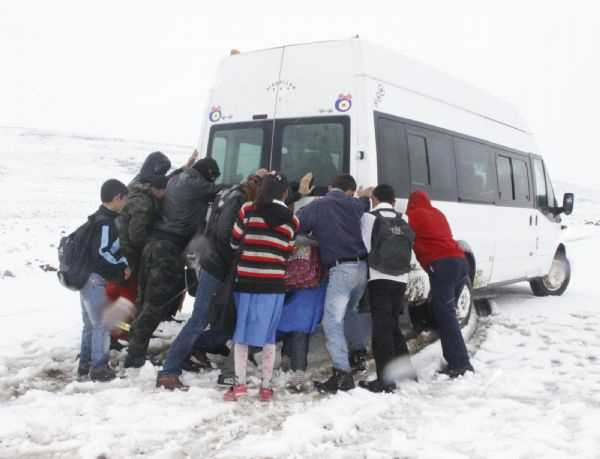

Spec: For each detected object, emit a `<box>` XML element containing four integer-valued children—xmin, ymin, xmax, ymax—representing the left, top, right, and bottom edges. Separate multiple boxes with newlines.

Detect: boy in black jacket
<box><xmin>78</xmin><ymin>179</ymin><xmax>131</xmax><ymax>382</ymax></box>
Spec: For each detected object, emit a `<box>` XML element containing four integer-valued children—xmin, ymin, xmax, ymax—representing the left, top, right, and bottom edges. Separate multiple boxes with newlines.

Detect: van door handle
<box><xmin>529</xmin><ymin>215</ymin><xmax>533</xmax><ymax>226</ymax></box>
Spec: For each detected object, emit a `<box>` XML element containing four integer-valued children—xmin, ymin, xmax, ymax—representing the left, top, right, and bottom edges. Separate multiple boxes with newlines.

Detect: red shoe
<box><xmin>223</xmin><ymin>384</ymin><xmax>248</xmax><ymax>401</ymax></box>
<box><xmin>259</xmin><ymin>387</ymin><xmax>274</xmax><ymax>402</ymax></box>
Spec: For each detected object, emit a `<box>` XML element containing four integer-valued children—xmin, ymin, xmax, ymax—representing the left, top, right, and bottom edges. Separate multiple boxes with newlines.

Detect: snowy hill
<box><xmin>1</xmin><ymin>127</ymin><xmax>599</xmax><ymax>458</ymax></box>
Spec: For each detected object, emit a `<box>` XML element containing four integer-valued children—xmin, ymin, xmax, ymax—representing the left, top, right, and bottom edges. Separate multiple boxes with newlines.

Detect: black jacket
<box><xmin>89</xmin><ymin>206</ymin><xmax>128</xmax><ymax>282</ymax></box>
<box><xmin>199</xmin><ymin>186</ymin><xmax>247</xmax><ymax>281</ymax></box>
<box><xmin>153</xmin><ymin>168</ymin><xmax>218</xmax><ymax>247</ymax></box>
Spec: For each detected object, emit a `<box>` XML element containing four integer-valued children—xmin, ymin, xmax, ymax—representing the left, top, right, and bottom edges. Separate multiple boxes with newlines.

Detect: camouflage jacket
<box><xmin>116</xmin><ymin>182</ymin><xmax>161</xmax><ymax>272</ymax></box>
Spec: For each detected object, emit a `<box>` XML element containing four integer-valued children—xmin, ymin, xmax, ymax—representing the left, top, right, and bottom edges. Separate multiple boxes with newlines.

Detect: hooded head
<box><xmin>193</xmin><ymin>157</ymin><xmax>221</xmax><ymax>182</ymax></box>
<box><xmin>130</xmin><ymin>151</ymin><xmax>171</xmax><ymax>186</ymax></box>
<box><xmin>406</xmin><ymin>190</ymin><xmax>432</xmax><ymax>214</ymax></box>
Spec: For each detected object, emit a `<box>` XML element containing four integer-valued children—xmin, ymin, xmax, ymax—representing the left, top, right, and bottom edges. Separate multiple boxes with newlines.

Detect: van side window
<box><xmin>512</xmin><ymin>158</ymin><xmax>530</xmax><ymax>203</ymax></box>
<box><xmin>454</xmin><ymin>138</ymin><xmax>495</xmax><ymax>203</ymax></box>
<box><xmin>407</xmin><ymin>133</ymin><xmax>430</xmax><ymax>186</ymax></box>
<box><xmin>496</xmin><ymin>155</ymin><xmax>513</xmax><ymax>201</ymax></box>
<box><xmin>375</xmin><ymin>118</ymin><xmax>410</xmax><ymax>198</ymax></box>
<box><xmin>532</xmin><ymin>158</ymin><xmax>548</xmax><ymax>208</ymax></box>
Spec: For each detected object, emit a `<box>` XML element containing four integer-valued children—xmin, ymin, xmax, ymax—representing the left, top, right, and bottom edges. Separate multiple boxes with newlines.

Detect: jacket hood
<box><xmin>130</xmin><ymin>152</ymin><xmax>171</xmax><ymax>185</ymax></box>
<box><xmin>257</xmin><ymin>202</ymin><xmax>293</xmax><ymax>228</ymax></box>
<box><xmin>407</xmin><ymin>190</ymin><xmax>432</xmax><ymax>213</ymax></box>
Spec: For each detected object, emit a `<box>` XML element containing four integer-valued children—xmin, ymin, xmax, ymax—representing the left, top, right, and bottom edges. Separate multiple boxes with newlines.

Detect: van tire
<box><xmin>529</xmin><ymin>251</ymin><xmax>571</xmax><ymax>296</ymax></box>
<box><xmin>409</xmin><ymin>277</ymin><xmax>473</xmax><ymax>332</ymax></box>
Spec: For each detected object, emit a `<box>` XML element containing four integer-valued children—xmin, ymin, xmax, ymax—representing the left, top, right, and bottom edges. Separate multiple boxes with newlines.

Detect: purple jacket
<box><xmin>297</xmin><ymin>189</ymin><xmax>369</xmax><ymax>265</ymax></box>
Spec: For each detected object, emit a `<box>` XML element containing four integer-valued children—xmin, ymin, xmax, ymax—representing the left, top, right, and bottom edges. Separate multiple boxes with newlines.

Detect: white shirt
<box><xmin>361</xmin><ymin>202</ymin><xmax>409</xmax><ymax>283</ymax></box>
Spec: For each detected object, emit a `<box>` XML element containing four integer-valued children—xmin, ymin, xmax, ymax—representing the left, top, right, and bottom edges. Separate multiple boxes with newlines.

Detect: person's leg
<box><xmin>280</xmin><ymin>333</ymin><xmax>292</xmax><ymax>372</ymax></box>
<box><xmin>369</xmin><ymin>280</ymin><xmax>396</xmax><ymax>381</ymax></box>
<box><xmin>289</xmin><ymin>332</ymin><xmax>310</xmax><ymax>372</ymax></box>
<box><xmin>78</xmin><ymin>285</ymin><xmax>93</xmax><ymax>374</ymax></box>
<box><xmin>159</xmin><ymin>269</ymin><xmax>222</xmax><ymax>377</ymax></box>
<box><xmin>127</xmin><ymin>241</ymin><xmax>183</xmax><ymax>364</ymax></box>
<box><xmin>429</xmin><ymin>258</ymin><xmax>470</xmax><ymax>369</ymax></box>
<box><xmin>83</xmin><ymin>274</ymin><xmax>110</xmax><ymax>369</ymax></box>
<box><xmin>261</xmin><ymin>343</ymin><xmax>277</xmax><ymax>388</ymax></box>
<box><xmin>321</xmin><ymin>264</ymin><xmax>354</xmax><ymax>373</ymax></box>
<box><xmin>389</xmin><ymin>282</ymin><xmax>409</xmax><ymax>358</ymax></box>
<box><xmin>344</xmin><ymin>261</ymin><xmax>369</xmax><ymax>370</ymax></box>
<box><xmin>233</xmin><ymin>343</ymin><xmax>248</xmax><ymax>385</ymax></box>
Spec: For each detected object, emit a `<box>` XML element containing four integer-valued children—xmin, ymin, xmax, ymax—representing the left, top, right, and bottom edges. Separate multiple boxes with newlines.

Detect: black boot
<box><xmin>77</xmin><ymin>363</ymin><xmax>90</xmax><ymax>377</ymax></box>
<box><xmin>358</xmin><ymin>378</ymin><xmax>396</xmax><ymax>393</ymax></box>
<box><xmin>438</xmin><ymin>362</ymin><xmax>474</xmax><ymax>378</ymax></box>
<box><xmin>89</xmin><ymin>364</ymin><xmax>117</xmax><ymax>382</ymax></box>
<box><xmin>313</xmin><ymin>368</ymin><xmax>355</xmax><ymax>394</ymax></box>
<box><xmin>110</xmin><ymin>336</ymin><xmax>126</xmax><ymax>352</ymax></box>
<box><xmin>124</xmin><ymin>354</ymin><xmax>146</xmax><ymax>369</ymax></box>
<box><xmin>349</xmin><ymin>349</ymin><xmax>367</xmax><ymax>372</ymax></box>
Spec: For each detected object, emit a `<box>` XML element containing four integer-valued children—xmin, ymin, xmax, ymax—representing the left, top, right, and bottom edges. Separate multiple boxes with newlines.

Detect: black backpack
<box><xmin>57</xmin><ymin>213</ymin><xmax>103</xmax><ymax>291</ymax></box>
<box><xmin>368</xmin><ymin>209</ymin><xmax>415</xmax><ymax>276</ymax></box>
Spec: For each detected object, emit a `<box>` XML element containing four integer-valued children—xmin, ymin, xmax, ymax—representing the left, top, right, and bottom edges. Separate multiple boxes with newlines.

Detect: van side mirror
<box><xmin>558</xmin><ymin>193</ymin><xmax>574</xmax><ymax>215</ymax></box>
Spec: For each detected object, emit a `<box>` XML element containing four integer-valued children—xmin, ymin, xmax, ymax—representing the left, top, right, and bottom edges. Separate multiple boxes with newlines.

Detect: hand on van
<box><xmin>184</xmin><ymin>150</ymin><xmax>199</xmax><ymax>169</ymax></box>
<box><xmin>357</xmin><ymin>186</ymin><xmax>374</xmax><ymax>198</ymax></box>
<box><xmin>255</xmin><ymin>168</ymin><xmax>269</xmax><ymax>177</ymax></box>
<box><xmin>299</xmin><ymin>172</ymin><xmax>316</xmax><ymax>197</ymax></box>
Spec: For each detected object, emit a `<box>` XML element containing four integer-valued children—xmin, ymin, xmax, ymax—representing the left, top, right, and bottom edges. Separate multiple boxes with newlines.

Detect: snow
<box><xmin>1</xmin><ymin>127</ymin><xmax>599</xmax><ymax>458</ymax></box>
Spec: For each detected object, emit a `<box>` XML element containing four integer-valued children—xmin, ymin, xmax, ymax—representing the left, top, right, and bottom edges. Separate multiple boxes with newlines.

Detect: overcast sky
<box><xmin>1</xmin><ymin>0</ymin><xmax>599</xmax><ymax>190</ymax></box>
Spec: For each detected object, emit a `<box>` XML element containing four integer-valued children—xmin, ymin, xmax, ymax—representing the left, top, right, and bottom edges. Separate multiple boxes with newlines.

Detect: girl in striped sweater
<box><xmin>224</xmin><ymin>172</ymin><xmax>299</xmax><ymax>402</ymax></box>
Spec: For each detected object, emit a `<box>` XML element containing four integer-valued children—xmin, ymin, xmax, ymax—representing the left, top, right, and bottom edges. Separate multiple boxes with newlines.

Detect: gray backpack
<box><xmin>368</xmin><ymin>209</ymin><xmax>415</xmax><ymax>275</ymax></box>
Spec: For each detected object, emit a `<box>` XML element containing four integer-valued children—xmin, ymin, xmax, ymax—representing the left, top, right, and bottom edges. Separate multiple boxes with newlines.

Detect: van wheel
<box><xmin>530</xmin><ymin>252</ymin><xmax>571</xmax><ymax>296</ymax></box>
<box><xmin>455</xmin><ymin>278</ymin><xmax>473</xmax><ymax>327</ymax></box>
<box><xmin>409</xmin><ymin>278</ymin><xmax>473</xmax><ymax>332</ymax></box>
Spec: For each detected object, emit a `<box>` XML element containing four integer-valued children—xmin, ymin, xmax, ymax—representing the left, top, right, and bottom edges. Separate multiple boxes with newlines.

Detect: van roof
<box><xmin>230</xmin><ymin>38</ymin><xmax>530</xmax><ymax>133</ymax></box>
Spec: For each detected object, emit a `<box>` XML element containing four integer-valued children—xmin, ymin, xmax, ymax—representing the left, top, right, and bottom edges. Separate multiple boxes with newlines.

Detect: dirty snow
<box><xmin>0</xmin><ymin>127</ymin><xmax>599</xmax><ymax>458</ymax></box>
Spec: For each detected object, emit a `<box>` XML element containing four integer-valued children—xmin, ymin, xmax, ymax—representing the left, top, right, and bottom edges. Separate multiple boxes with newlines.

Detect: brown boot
<box><xmin>156</xmin><ymin>375</ymin><xmax>189</xmax><ymax>391</ymax></box>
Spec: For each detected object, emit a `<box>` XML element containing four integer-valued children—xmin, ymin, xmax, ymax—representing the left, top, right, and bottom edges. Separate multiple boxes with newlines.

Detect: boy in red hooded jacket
<box><xmin>406</xmin><ymin>190</ymin><xmax>474</xmax><ymax>377</ymax></box>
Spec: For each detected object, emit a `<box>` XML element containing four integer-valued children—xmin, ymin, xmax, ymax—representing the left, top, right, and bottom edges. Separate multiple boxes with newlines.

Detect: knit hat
<box><xmin>193</xmin><ymin>157</ymin><xmax>221</xmax><ymax>182</ymax></box>
<box><xmin>148</xmin><ymin>175</ymin><xmax>169</xmax><ymax>190</ymax></box>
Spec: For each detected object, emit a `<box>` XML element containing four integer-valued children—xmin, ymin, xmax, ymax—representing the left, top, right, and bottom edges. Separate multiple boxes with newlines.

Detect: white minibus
<box><xmin>197</xmin><ymin>38</ymin><xmax>574</xmax><ymax>326</ymax></box>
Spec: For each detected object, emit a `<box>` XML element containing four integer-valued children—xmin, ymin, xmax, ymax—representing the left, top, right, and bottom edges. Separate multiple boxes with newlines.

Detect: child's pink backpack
<box><xmin>284</xmin><ymin>245</ymin><xmax>325</xmax><ymax>291</ymax></box>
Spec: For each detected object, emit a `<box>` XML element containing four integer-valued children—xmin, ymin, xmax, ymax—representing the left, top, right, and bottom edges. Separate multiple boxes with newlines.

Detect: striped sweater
<box><xmin>230</xmin><ymin>200</ymin><xmax>299</xmax><ymax>293</ymax></box>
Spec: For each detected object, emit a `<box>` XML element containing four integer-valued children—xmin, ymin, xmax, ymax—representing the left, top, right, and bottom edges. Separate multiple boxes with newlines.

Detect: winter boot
<box><xmin>349</xmin><ymin>349</ymin><xmax>367</xmax><ymax>372</ymax></box>
<box><xmin>358</xmin><ymin>378</ymin><xmax>397</xmax><ymax>393</ymax></box>
<box><xmin>124</xmin><ymin>354</ymin><xmax>146</xmax><ymax>369</ymax></box>
<box><xmin>313</xmin><ymin>368</ymin><xmax>355</xmax><ymax>394</ymax></box>
<box><xmin>188</xmin><ymin>350</ymin><xmax>213</xmax><ymax>369</ymax></box>
<box><xmin>223</xmin><ymin>384</ymin><xmax>248</xmax><ymax>401</ymax></box>
<box><xmin>110</xmin><ymin>336</ymin><xmax>126</xmax><ymax>352</ymax></box>
<box><xmin>259</xmin><ymin>387</ymin><xmax>274</xmax><ymax>402</ymax></box>
<box><xmin>77</xmin><ymin>363</ymin><xmax>90</xmax><ymax>377</ymax></box>
<box><xmin>156</xmin><ymin>375</ymin><xmax>189</xmax><ymax>391</ymax></box>
<box><xmin>89</xmin><ymin>364</ymin><xmax>117</xmax><ymax>382</ymax></box>
<box><xmin>438</xmin><ymin>362</ymin><xmax>474</xmax><ymax>378</ymax></box>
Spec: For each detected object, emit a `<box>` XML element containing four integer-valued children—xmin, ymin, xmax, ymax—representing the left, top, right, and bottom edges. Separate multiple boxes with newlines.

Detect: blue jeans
<box><xmin>322</xmin><ymin>261</ymin><xmax>368</xmax><ymax>372</ymax></box>
<box><xmin>79</xmin><ymin>273</ymin><xmax>110</xmax><ymax>368</ymax></box>
<box><xmin>159</xmin><ymin>269</ymin><xmax>223</xmax><ymax>377</ymax></box>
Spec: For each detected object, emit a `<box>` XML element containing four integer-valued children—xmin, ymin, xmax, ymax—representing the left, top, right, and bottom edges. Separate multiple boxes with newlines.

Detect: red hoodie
<box><xmin>406</xmin><ymin>191</ymin><xmax>465</xmax><ymax>270</ymax></box>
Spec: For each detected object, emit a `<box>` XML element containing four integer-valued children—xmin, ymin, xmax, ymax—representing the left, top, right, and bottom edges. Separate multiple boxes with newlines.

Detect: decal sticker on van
<box><xmin>209</xmin><ymin>106</ymin><xmax>222</xmax><ymax>122</ymax></box>
<box><xmin>335</xmin><ymin>94</ymin><xmax>352</xmax><ymax>112</ymax></box>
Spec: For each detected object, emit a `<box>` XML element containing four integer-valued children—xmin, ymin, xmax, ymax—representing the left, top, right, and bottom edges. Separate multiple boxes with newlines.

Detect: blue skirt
<box><xmin>233</xmin><ymin>292</ymin><xmax>285</xmax><ymax>347</ymax></box>
<box><xmin>277</xmin><ymin>280</ymin><xmax>328</xmax><ymax>334</ymax></box>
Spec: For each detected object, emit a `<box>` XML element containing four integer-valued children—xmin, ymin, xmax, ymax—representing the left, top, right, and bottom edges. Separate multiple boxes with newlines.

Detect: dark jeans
<box><xmin>427</xmin><ymin>256</ymin><xmax>471</xmax><ymax>368</ymax></box>
<box><xmin>194</xmin><ymin>329</ymin><xmax>231</xmax><ymax>353</ymax></box>
<box><xmin>368</xmin><ymin>279</ymin><xmax>409</xmax><ymax>381</ymax></box>
<box><xmin>281</xmin><ymin>332</ymin><xmax>310</xmax><ymax>372</ymax></box>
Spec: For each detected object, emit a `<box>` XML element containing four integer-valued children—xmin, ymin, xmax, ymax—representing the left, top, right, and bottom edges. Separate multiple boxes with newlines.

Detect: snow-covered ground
<box><xmin>1</xmin><ymin>127</ymin><xmax>599</xmax><ymax>458</ymax></box>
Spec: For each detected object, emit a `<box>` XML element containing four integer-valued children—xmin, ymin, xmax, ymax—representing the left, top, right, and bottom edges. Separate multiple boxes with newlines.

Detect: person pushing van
<box><xmin>406</xmin><ymin>190</ymin><xmax>474</xmax><ymax>378</ymax></box>
<box><xmin>297</xmin><ymin>174</ymin><xmax>372</xmax><ymax>394</ymax></box>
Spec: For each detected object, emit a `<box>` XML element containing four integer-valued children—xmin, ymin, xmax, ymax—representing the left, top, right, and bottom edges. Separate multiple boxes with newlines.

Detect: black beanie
<box><xmin>101</xmin><ymin>179</ymin><xmax>128</xmax><ymax>203</ymax></box>
<box><xmin>193</xmin><ymin>157</ymin><xmax>221</xmax><ymax>182</ymax></box>
<box><xmin>148</xmin><ymin>175</ymin><xmax>169</xmax><ymax>190</ymax></box>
